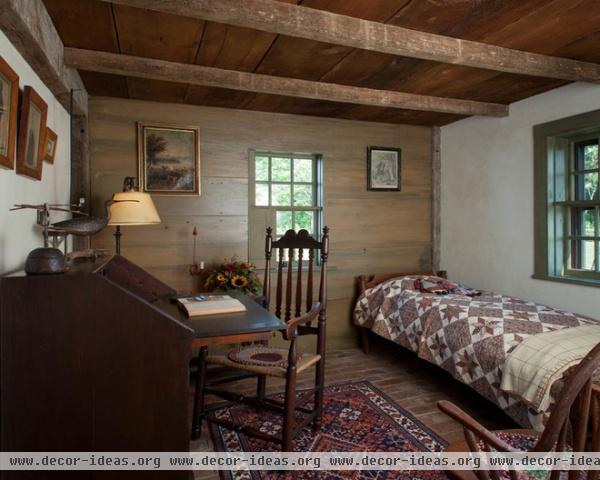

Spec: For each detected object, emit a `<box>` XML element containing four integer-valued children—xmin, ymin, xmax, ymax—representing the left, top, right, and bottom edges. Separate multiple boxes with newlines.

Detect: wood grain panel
<box><xmin>112</xmin><ymin>3</ymin><xmax>205</xmax><ymax>101</ymax></box>
<box><xmin>185</xmin><ymin>0</ymin><xmax>300</xmax><ymax>106</ymax></box>
<box><xmin>340</xmin><ymin>0</ymin><xmax>600</xmax><ymax>107</ymax></box>
<box><xmin>103</xmin><ymin>0</ymin><xmax>600</xmax><ymax>81</ymax></box>
<box><xmin>42</xmin><ymin>0</ymin><xmax>123</xmax><ymax>98</ymax></box>
<box><xmin>330</xmin><ymin>0</ymin><xmax>598</xmax><ymax>118</ymax></box>
<box><xmin>79</xmin><ymin>71</ymin><xmax>129</xmax><ymax>98</ymax></box>
<box><xmin>45</xmin><ymin>0</ymin><xmax>600</xmax><ymax>125</ymax></box>
<box><xmin>43</xmin><ymin>0</ymin><xmax>120</xmax><ymax>51</ymax></box>
<box><xmin>89</xmin><ymin>96</ymin><xmax>433</xmax><ymax>346</ymax></box>
<box><xmin>66</xmin><ymin>48</ymin><xmax>507</xmax><ymax>116</ymax></box>
<box><xmin>97</xmin><ymin>215</ymin><xmax>247</xmax><ymax>247</ymax></box>
<box><xmin>246</xmin><ymin>0</ymin><xmax>411</xmax><ymax>114</ymax></box>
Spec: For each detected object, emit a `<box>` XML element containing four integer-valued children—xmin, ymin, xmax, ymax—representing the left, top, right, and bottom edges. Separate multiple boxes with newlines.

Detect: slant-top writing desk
<box><xmin>0</xmin><ymin>255</ymin><xmax>285</xmax><ymax>479</ymax></box>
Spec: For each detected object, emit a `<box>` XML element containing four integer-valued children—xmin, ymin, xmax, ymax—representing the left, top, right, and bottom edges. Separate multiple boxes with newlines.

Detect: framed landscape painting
<box><xmin>0</xmin><ymin>56</ymin><xmax>19</xmax><ymax>169</ymax></box>
<box><xmin>137</xmin><ymin>122</ymin><xmax>200</xmax><ymax>195</ymax></box>
<box><xmin>44</xmin><ymin>127</ymin><xmax>58</xmax><ymax>163</ymax></box>
<box><xmin>367</xmin><ymin>146</ymin><xmax>401</xmax><ymax>191</ymax></box>
<box><xmin>16</xmin><ymin>86</ymin><xmax>47</xmax><ymax>180</ymax></box>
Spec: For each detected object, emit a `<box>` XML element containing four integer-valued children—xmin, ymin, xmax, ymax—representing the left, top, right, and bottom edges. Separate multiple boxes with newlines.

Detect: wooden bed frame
<box><xmin>353</xmin><ymin>270</ymin><xmax>600</xmax><ymax>442</ymax></box>
<box><xmin>355</xmin><ymin>270</ymin><xmax>446</xmax><ymax>354</ymax></box>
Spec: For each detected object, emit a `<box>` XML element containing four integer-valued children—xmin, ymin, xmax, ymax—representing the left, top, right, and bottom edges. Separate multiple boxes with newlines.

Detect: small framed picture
<box><xmin>367</xmin><ymin>146</ymin><xmax>401</xmax><ymax>191</ymax></box>
<box><xmin>44</xmin><ymin>127</ymin><xmax>58</xmax><ymax>163</ymax></box>
<box><xmin>0</xmin><ymin>56</ymin><xmax>19</xmax><ymax>169</ymax></box>
<box><xmin>16</xmin><ymin>86</ymin><xmax>48</xmax><ymax>180</ymax></box>
<box><xmin>137</xmin><ymin>122</ymin><xmax>200</xmax><ymax>196</ymax></box>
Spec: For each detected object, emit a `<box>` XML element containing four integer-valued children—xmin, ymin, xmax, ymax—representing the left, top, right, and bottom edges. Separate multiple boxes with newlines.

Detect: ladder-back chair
<box><xmin>438</xmin><ymin>342</ymin><xmax>600</xmax><ymax>480</ymax></box>
<box><xmin>194</xmin><ymin>226</ymin><xmax>329</xmax><ymax>451</ymax></box>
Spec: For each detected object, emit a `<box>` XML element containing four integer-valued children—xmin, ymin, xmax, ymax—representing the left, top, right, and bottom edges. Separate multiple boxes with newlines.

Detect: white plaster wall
<box><xmin>0</xmin><ymin>29</ymin><xmax>71</xmax><ymax>274</ymax></box>
<box><xmin>440</xmin><ymin>82</ymin><xmax>600</xmax><ymax>318</ymax></box>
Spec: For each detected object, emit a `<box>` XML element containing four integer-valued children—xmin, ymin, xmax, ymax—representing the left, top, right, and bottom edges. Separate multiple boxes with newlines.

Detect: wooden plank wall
<box><xmin>89</xmin><ymin>97</ymin><xmax>432</xmax><ymax>349</ymax></box>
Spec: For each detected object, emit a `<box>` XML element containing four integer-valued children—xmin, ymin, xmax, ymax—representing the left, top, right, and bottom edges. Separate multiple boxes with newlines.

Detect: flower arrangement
<box><xmin>203</xmin><ymin>257</ymin><xmax>262</xmax><ymax>295</ymax></box>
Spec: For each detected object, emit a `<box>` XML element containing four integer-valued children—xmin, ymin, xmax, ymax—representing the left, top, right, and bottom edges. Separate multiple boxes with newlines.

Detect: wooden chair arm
<box><xmin>437</xmin><ymin>400</ymin><xmax>518</xmax><ymax>453</ymax></box>
<box><xmin>282</xmin><ymin>303</ymin><xmax>322</xmax><ymax>341</ymax></box>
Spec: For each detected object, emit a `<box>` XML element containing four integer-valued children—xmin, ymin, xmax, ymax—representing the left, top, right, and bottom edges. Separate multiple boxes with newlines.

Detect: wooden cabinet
<box><xmin>0</xmin><ymin>256</ymin><xmax>193</xmax><ymax>479</ymax></box>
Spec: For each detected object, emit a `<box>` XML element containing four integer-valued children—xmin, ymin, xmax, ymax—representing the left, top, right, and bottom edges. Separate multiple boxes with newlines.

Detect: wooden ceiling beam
<box><xmin>0</xmin><ymin>0</ymin><xmax>88</xmax><ymax>116</ymax></box>
<box><xmin>101</xmin><ymin>0</ymin><xmax>600</xmax><ymax>84</ymax></box>
<box><xmin>63</xmin><ymin>48</ymin><xmax>508</xmax><ymax>117</ymax></box>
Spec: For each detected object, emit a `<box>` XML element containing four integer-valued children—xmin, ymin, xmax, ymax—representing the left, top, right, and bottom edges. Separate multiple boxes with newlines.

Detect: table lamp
<box><xmin>108</xmin><ymin>177</ymin><xmax>161</xmax><ymax>254</ymax></box>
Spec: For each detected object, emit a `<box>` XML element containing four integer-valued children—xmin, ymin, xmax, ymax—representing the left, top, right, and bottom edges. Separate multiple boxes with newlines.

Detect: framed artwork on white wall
<box><xmin>16</xmin><ymin>86</ymin><xmax>47</xmax><ymax>180</ymax></box>
<box><xmin>0</xmin><ymin>56</ymin><xmax>19</xmax><ymax>170</ymax></box>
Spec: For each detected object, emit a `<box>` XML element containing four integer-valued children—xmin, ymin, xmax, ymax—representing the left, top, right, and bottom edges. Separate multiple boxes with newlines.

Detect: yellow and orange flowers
<box><xmin>201</xmin><ymin>257</ymin><xmax>261</xmax><ymax>295</ymax></box>
<box><xmin>231</xmin><ymin>275</ymin><xmax>249</xmax><ymax>288</ymax></box>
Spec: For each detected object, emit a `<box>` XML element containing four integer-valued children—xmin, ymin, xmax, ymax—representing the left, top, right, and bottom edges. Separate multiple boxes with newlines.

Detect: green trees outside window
<box><xmin>534</xmin><ymin>110</ymin><xmax>600</xmax><ymax>285</ymax></box>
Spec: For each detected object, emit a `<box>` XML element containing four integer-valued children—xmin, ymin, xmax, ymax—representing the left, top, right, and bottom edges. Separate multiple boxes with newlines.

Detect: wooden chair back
<box><xmin>533</xmin><ymin>342</ymin><xmax>600</xmax><ymax>456</ymax></box>
<box><xmin>439</xmin><ymin>342</ymin><xmax>600</xmax><ymax>480</ymax></box>
<box><xmin>262</xmin><ymin>227</ymin><xmax>329</xmax><ymax>322</ymax></box>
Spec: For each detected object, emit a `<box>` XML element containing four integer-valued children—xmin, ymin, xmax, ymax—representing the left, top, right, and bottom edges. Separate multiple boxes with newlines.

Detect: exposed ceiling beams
<box><xmin>102</xmin><ymin>0</ymin><xmax>600</xmax><ymax>84</ymax></box>
<box><xmin>41</xmin><ymin>0</ymin><xmax>600</xmax><ymax>126</ymax></box>
<box><xmin>64</xmin><ymin>48</ymin><xmax>508</xmax><ymax>117</ymax></box>
<box><xmin>0</xmin><ymin>0</ymin><xmax>88</xmax><ymax>116</ymax></box>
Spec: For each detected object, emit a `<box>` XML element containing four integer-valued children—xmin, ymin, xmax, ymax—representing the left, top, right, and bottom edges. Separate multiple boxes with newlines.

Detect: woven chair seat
<box><xmin>207</xmin><ymin>346</ymin><xmax>321</xmax><ymax>378</ymax></box>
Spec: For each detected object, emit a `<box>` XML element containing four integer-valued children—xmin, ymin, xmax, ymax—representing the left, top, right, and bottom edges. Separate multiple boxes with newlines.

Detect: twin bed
<box><xmin>353</xmin><ymin>271</ymin><xmax>600</xmax><ymax>431</ymax></box>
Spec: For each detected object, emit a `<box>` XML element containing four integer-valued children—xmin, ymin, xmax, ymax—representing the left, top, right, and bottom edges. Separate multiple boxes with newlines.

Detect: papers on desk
<box><xmin>177</xmin><ymin>295</ymin><xmax>247</xmax><ymax>317</ymax></box>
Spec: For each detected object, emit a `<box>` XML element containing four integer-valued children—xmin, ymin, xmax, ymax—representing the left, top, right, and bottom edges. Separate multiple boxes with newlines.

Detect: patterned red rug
<box><xmin>209</xmin><ymin>380</ymin><xmax>449</xmax><ymax>480</ymax></box>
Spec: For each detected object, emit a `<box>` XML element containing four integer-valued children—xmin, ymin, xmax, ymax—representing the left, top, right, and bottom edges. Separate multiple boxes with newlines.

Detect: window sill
<box><xmin>531</xmin><ymin>274</ymin><xmax>600</xmax><ymax>288</ymax></box>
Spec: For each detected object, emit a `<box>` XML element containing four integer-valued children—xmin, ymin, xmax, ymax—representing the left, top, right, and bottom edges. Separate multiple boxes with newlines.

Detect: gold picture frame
<box><xmin>137</xmin><ymin>122</ymin><xmax>200</xmax><ymax>196</ymax></box>
<box><xmin>16</xmin><ymin>86</ymin><xmax>47</xmax><ymax>180</ymax></box>
<box><xmin>0</xmin><ymin>56</ymin><xmax>19</xmax><ymax>169</ymax></box>
<box><xmin>44</xmin><ymin>127</ymin><xmax>58</xmax><ymax>164</ymax></box>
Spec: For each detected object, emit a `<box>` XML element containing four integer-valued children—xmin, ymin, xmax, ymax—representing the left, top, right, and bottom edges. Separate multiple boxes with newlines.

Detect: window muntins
<box><xmin>561</xmin><ymin>136</ymin><xmax>599</xmax><ymax>277</ymax></box>
<box><xmin>252</xmin><ymin>152</ymin><xmax>322</xmax><ymax>238</ymax></box>
<box><xmin>249</xmin><ymin>151</ymin><xmax>323</xmax><ymax>264</ymax></box>
<box><xmin>538</xmin><ymin>121</ymin><xmax>600</xmax><ymax>285</ymax></box>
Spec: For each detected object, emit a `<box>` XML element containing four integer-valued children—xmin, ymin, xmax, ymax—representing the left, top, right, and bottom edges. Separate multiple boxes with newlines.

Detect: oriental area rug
<box><xmin>209</xmin><ymin>380</ymin><xmax>449</xmax><ymax>480</ymax></box>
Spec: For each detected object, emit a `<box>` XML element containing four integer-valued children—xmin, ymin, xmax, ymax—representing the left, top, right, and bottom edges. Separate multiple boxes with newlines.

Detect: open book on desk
<box><xmin>176</xmin><ymin>294</ymin><xmax>247</xmax><ymax>317</ymax></box>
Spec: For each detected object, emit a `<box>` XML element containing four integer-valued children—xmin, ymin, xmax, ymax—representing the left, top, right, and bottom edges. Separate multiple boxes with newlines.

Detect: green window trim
<box><xmin>534</xmin><ymin>109</ymin><xmax>600</xmax><ymax>287</ymax></box>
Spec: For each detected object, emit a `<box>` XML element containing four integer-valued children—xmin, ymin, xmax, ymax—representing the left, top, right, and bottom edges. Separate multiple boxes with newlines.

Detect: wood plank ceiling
<box><xmin>43</xmin><ymin>0</ymin><xmax>600</xmax><ymax>126</ymax></box>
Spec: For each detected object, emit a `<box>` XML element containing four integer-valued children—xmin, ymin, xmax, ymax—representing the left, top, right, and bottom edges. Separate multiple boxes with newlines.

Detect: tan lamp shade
<box><xmin>107</xmin><ymin>191</ymin><xmax>161</xmax><ymax>226</ymax></box>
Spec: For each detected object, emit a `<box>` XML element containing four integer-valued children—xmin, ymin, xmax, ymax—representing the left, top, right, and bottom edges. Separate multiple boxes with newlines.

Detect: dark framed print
<box><xmin>367</xmin><ymin>146</ymin><xmax>401</xmax><ymax>191</ymax></box>
<box><xmin>16</xmin><ymin>86</ymin><xmax>47</xmax><ymax>180</ymax></box>
<box><xmin>137</xmin><ymin>122</ymin><xmax>200</xmax><ymax>195</ymax></box>
<box><xmin>0</xmin><ymin>56</ymin><xmax>19</xmax><ymax>169</ymax></box>
<box><xmin>44</xmin><ymin>127</ymin><xmax>58</xmax><ymax>163</ymax></box>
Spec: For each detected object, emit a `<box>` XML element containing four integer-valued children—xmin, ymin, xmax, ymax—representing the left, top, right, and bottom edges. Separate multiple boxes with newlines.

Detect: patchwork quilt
<box><xmin>353</xmin><ymin>275</ymin><xmax>599</xmax><ymax>431</ymax></box>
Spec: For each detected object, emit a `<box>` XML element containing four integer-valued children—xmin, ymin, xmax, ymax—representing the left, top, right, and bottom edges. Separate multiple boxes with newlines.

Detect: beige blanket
<box><xmin>501</xmin><ymin>325</ymin><xmax>600</xmax><ymax>411</ymax></box>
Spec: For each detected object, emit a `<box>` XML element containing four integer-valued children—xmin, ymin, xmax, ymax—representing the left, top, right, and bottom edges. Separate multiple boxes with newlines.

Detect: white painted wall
<box><xmin>0</xmin><ymin>30</ymin><xmax>71</xmax><ymax>274</ymax></box>
<box><xmin>440</xmin><ymin>82</ymin><xmax>600</xmax><ymax>318</ymax></box>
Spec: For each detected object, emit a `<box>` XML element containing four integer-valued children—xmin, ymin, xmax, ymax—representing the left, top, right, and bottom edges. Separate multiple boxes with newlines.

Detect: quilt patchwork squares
<box><xmin>354</xmin><ymin>275</ymin><xmax>598</xmax><ymax>431</ymax></box>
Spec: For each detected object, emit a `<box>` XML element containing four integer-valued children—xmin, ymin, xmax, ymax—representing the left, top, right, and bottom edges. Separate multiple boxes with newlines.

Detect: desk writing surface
<box><xmin>70</xmin><ymin>255</ymin><xmax>283</xmax><ymax>339</ymax></box>
<box><xmin>156</xmin><ymin>291</ymin><xmax>286</xmax><ymax>338</ymax></box>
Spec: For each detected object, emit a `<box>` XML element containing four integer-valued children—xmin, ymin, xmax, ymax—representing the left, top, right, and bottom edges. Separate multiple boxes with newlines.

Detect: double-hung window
<box><xmin>563</xmin><ymin>137</ymin><xmax>599</xmax><ymax>275</ymax></box>
<box><xmin>535</xmin><ymin>110</ymin><xmax>600</xmax><ymax>285</ymax></box>
<box><xmin>248</xmin><ymin>151</ymin><xmax>323</xmax><ymax>264</ymax></box>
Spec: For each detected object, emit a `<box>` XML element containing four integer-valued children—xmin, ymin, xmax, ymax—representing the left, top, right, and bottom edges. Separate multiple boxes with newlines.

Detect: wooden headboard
<box><xmin>356</xmin><ymin>270</ymin><xmax>448</xmax><ymax>295</ymax></box>
<box><xmin>353</xmin><ymin>270</ymin><xmax>447</xmax><ymax>354</ymax></box>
